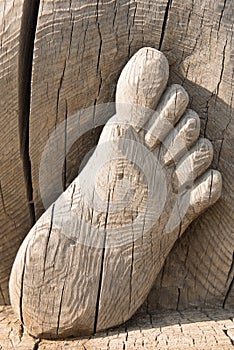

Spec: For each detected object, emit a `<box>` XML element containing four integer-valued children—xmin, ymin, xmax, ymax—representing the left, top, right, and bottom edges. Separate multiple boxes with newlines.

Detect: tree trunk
<box><xmin>0</xmin><ymin>0</ymin><xmax>233</xmax><ymax>314</ymax></box>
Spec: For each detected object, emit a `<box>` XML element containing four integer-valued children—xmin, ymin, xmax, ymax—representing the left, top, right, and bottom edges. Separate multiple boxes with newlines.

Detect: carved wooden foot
<box><xmin>9</xmin><ymin>48</ymin><xmax>222</xmax><ymax>339</ymax></box>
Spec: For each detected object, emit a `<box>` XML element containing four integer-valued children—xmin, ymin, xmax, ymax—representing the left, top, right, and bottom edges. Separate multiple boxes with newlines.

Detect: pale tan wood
<box><xmin>146</xmin><ymin>0</ymin><xmax>234</xmax><ymax>312</ymax></box>
<box><xmin>25</xmin><ymin>0</ymin><xmax>233</xmax><ymax>315</ymax></box>
<box><xmin>29</xmin><ymin>0</ymin><xmax>170</xmax><ymax>218</ymax></box>
<box><xmin>0</xmin><ymin>0</ymin><xmax>232</xmax><ymax>338</ymax></box>
<box><xmin>9</xmin><ymin>48</ymin><xmax>223</xmax><ymax>338</ymax></box>
<box><xmin>0</xmin><ymin>306</ymin><xmax>36</xmax><ymax>350</ymax></box>
<box><xmin>0</xmin><ymin>0</ymin><xmax>33</xmax><ymax>304</ymax></box>
<box><xmin>0</xmin><ymin>306</ymin><xmax>234</xmax><ymax>349</ymax></box>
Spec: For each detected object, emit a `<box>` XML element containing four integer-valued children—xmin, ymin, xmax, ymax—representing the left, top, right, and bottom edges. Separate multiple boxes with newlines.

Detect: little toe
<box><xmin>181</xmin><ymin>170</ymin><xmax>222</xmax><ymax>230</ymax></box>
<box><xmin>172</xmin><ymin>138</ymin><xmax>214</xmax><ymax>192</ymax></box>
<box><xmin>145</xmin><ymin>84</ymin><xmax>189</xmax><ymax>149</ymax></box>
<box><xmin>163</xmin><ymin>109</ymin><xmax>201</xmax><ymax>165</ymax></box>
<box><xmin>115</xmin><ymin>47</ymin><xmax>169</xmax><ymax>131</ymax></box>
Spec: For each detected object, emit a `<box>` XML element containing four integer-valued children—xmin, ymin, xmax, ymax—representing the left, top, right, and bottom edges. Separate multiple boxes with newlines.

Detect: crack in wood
<box><xmin>226</xmin><ymin>252</ymin><xmax>234</xmax><ymax>286</ymax></box>
<box><xmin>63</xmin><ymin>100</ymin><xmax>68</xmax><ymax>191</ymax></box>
<box><xmin>56</xmin><ymin>281</ymin><xmax>66</xmax><ymax>336</ymax></box>
<box><xmin>208</xmin><ymin>170</ymin><xmax>214</xmax><ymax>200</ymax></box>
<box><xmin>223</xmin><ymin>276</ymin><xmax>234</xmax><ymax>309</ymax></box>
<box><xmin>93</xmin><ymin>190</ymin><xmax>111</xmax><ymax>334</ymax></box>
<box><xmin>215</xmin><ymin>36</ymin><xmax>228</xmax><ymax>105</ymax></box>
<box><xmin>19</xmin><ymin>244</ymin><xmax>28</xmax><ymax>325</ymax></box>
<box><xmin>218</xmin><ymin>0</ymin><xmax>228</xmax><ymax>31</ymax></box>
<box><xmin>55</xmin><ymin>59</ymin><xmax>67</xmax><ymax>126</ymax></box>
<box><xmin>33</xmin><ymin>339</ymin><xmax>41</xmax><ymax>350</ymax></box>
<box><xmin>43</xmin><ymin>204</ymin><xmax>55</xmax><ymax>281</ymax></box>
<box><xmin>159</xmin><ymin>0</ymin><xmax>172</xmax><ymax>50</ymax></box>
<box><xmin>176</xmin><ymin>287</ymin><xmax>181</xmax><ymax>311</ymax></box>
<box><xmin>223</xmin><ymin>328</ymin><xmax>234</xmax><ymax>345</ymax></box>
<box><xmin>18</xmin><ymin>0</ymin><xmax>40</xmax><ymax>227</ymax></box>
<box><xmin>129</xmin><ymin>228</ymin><xmax>135</xmax><ymax>313</ymax></box>
<box><xmin>223</xmin><ymin>252</ymin><xmax>234</xmax><ymax>308</ymax></box>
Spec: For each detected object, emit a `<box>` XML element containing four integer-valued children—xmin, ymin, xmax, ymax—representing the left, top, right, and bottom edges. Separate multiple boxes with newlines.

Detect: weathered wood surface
<box><xmin>9</xmin><ymin>48</ymin><xmax>223</xmax><ymax>338</ymax></box>
<box><xmin>148</xmin><ymin>0</ymin><xmax>234</xmax><ymax>312</ymax></box>
<box><xmin>28</xmin><ymin>0</ymin><xmax>233</xmax><ymax>311</ymax></box>
<box><xmin>1</xmin><ymin>306</ymin><xmax>234</xmax><ymax>349</ymax></box>
<box><xmin>0</xmin><ymin>0</ymin><xmax>37</xmax><ymax>304</ymax></box>
<box><xmin>0</xmin><ymin>0</ymin><xmax>233</xmax><ymax>324</ymax></box>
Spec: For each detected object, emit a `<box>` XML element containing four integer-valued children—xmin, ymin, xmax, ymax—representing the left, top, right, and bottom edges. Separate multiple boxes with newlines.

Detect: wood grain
<box><xmin>0</xmin><ymin>0</ymin><xmax>36</xmax><ymax>304</ymax></box>
<box><xmin>9</xmin><ymin>47</ymin><xmax>223</xmax><ymax>338</ymax></box>
<box><xmin>1</xmin><ymin>306</ymin><xmax>234</xmax><ymax>349</ymax></box>
<box><xmin>26</xmin><ymin>0</ymin><xmax>233</xmax><ymax>312</ymax></box>
<box><xmin>146</xmin><ymin>0</ymin><xmax>234</xmax><ymax>312</ymax></box>
<box><xmin>0</xmin><ymin>0</ymin><xmax>233</xmax><ymax>328</ymax></box>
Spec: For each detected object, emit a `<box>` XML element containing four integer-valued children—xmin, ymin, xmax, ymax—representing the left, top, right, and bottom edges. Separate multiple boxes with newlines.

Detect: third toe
<box><xmin>163</xmin><ymin>109</ymin><xmax>201</xmax><ymax>165</ymax></box>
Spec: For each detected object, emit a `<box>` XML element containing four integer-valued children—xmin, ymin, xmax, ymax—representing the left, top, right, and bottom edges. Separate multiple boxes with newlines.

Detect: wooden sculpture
<box><xmin>9</xmin><ymin>48</ymin><xmax>222</xmax><ymax>339</ymax></box>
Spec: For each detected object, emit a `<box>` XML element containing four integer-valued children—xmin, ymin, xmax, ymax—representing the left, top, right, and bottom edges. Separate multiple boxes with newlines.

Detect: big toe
<box><xmin>115</xmin><ymin>47</ymin><xmax>169</xmax><ymax>130</ymax></box>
